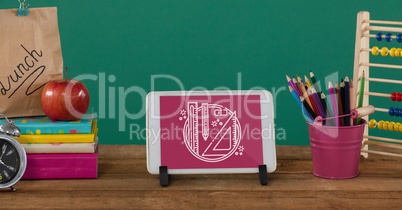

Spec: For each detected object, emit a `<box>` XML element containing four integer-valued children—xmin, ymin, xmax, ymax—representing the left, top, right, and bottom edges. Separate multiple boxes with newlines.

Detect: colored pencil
<box><xmin>320</xmin><ymin>92</ymin><xmax>327</xmax><ymax>116</ymax></box>
<box><xmin>307</xmin><ymin>88</ymin><xmax>320</xmax><ymax>116</ymax></box>
<box><xmin>344</xmin><ymin>76</ymin><xmax>351</xmax><ymax>126</ymax></box>
<box><xmin>310</xmin><ymin>70</ymin><xmax>321</xmax><ymax>92</ymax></box>
<box><xmin>286</xmin><ymin>73</ymin><xmax>358</xmax><ymax>127</ymax></box>
<box><xmin>288</xmin><ymin>86</ymin><xmax>313</xmax><ymax>123</ymax></box>
<box><xmin>298</xmin><ymin>81</ymin><xmax>313</xmax><ymax>108</ymax></box>
<box><xmin>300</xmin><ymin>96</ymin><xmax>317</xmax><ymax>120</ymax></box>
<box><xmin>310</xmin><ymin>70</ymin><xmax>317</xmax><ymax>84</ymax></box>
<box><xmin>337</xmin><ymin>81</ymin><xmax>344</xmax><ymax>126</ymax></box>
<box><xmin>296</xmin><ymin>74</ymin><xmax>303</xmax><ymax>83</ymax></box>
<box><xmin>339</xmin><ymin>79</ymin><xmax>349</xmax><ymax>125</ymax></box>
<box><xmin>321</xmin><ymin>92</ymin><xmax>334</xmax><ymax>126</ymax></box>
<box><xmin>286</xmin><ymin>75</ymin><xmax>302</xmax><ymax>97</ymax></box>
<box><xmin>328</xmin><ymin>81</ymin><xmax>339</xmax><ymax>126</ymax></box>
<box><xmin>349</xmin><ymin>79</ymin><xmax>355</xmax><ymax>125</ymax></box>
<box><xmin>289</xmin><ymin>86</ymin><xmax>301</xmax><ymax>105</ymax></box>
<box><xmin>292</xmin><ymin>76</ymin><xmax>298</xmax><ymax>85</ymax></box>
<box><xmin>325</xmin><ymin>89</ymin><xmax>334</xmax><ymax>118</ymax></box>
<box><xmin>311</xmin><ymin>87</ymin><xmax>326</xmax><ymax>118</ymax></box>
<box><xmin>357</xmin><ymin>71</ymin><xmax>366</xmax><ymax>124</ymax></box>
<box><xmin>304</xmin><ymin>75</ymin><xmax>312</xmax><ymax>88</ymax></box>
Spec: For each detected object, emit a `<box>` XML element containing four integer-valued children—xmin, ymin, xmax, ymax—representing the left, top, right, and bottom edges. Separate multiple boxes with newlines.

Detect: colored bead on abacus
<box><xmin>389</xmin><ymin>107</ymin><xmax>394</xmax><ymax>116</ymax></box>
<box><xmin>370</xmin><ymin>120</ymin><xmax>402</xmax><ymax>132</ymax></box>
<box><xmin>369</xmin><ymin>119</ymin><xmax>377</xmax><ymax>129</ymax></box>
<box><xmin>395</xmin><ymin>122</ymin><xmax>401</xmax><ymax>131</ymax></box>
<box><xmin>378</xmin><ymin>120</ymin><xmax>384</xmax><ymax>130</ymax></box>
<box><xmin>376</xmin><ymin>33</ymin><xmax>382</xmax><ymax>41</ymax></box>
<box><xmin>395</xmin><ymin>107</ymin><xmax>402</xmax><ymax>117</ymax></box>
<box><xmin>385</xmin><ymin>121</ymin><xmax>390</xmax><ymax>130</ymax></box>
<box><xmin>371</xmin><ymin>46</ymin><xmax>402</xmax><ymax>57</ymax></box>
<box><xmin>397</xmin><ymin>34</ymin><xmax>402</xmax><ymax>43</ymax></box>
<box><xmin>388</xmin><ymin>121</ymin><xmax>395</xmax><ymax>131</ymax></box>
<box><xmin>386</xmin><ymin>33</ymin><xmax>392</xmax><ymax>42</ymax></box>
<box><xmin>390</xmin><ymin>48</ymin><xmax>396</xmax><ymax>57</ymax></box>
<box><xmin>372</xmin><ymin>46</ymin><xmax>379</xmax><ymax>56</ymax></box>
<box><xmin>391</xmin><ymin>107</ymin><xmax>402</xmax><ymax>117</ymax></box>
<box><xmin>396</xmin><ymin>48</ymin><xmax>402</xmax><ymax>57</ymax></box>
<box><xmin>375</xmin><ymin>33</ymin><xmax>402</xmax><ymax>43</ymax></box>
<box><xmin>389</xmin><ymin>107</ymin><xmax>402</xmax><ymax>117</ymax></box>
<box><xmin>390</xmin><ymin>92</ymin><xmax>402</xmax><ymax>101</ymax></box>
<box><xmin>381</xmin><ymin>47</ymin><xmax>389</xmax><ymax>56</ymax></box>
<box><xmin>391</xmin><ymin>92</ymin><xmax>396</xmax><ymax>101</ymax></box>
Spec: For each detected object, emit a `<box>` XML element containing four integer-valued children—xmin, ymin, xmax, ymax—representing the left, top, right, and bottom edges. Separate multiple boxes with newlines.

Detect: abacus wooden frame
<box><xmin>353</xmin><ymin>11</ymin><xmax>402</xmax><ymax>157</ymax></box>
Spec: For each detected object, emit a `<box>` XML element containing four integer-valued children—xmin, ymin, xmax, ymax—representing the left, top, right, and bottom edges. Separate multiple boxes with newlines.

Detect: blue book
<box><xmin>0</xmin><ymin>109</ymin><xmax>96</xmax><ymax>134</ymax></box>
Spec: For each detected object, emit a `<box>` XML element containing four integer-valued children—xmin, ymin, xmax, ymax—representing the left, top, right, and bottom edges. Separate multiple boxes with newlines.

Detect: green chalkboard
<box><xmin>1</xmin><ymin>0</ymin><xmax>402</xmax><ymax>145</ymax></box>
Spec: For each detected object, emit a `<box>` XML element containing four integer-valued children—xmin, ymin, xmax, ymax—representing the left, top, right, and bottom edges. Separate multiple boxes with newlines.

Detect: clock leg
<box><xmin>10</xmin><ymin>186</ymin><xmax>16</xmax><ymax>192</ymax></box>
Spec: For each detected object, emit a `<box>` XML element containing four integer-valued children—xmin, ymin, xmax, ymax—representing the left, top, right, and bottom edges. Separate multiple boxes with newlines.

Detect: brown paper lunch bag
<box><xmin>0</xmin><ymin>7</ymin><xmax>63</xmax><ymax>117</ymax></box>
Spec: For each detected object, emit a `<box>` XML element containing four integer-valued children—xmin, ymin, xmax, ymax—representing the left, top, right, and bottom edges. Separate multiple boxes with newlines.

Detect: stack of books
<box><xmin>2</xmin><ymin>111</ymin><xmax>99</xmax><ymax>179</ymax></box>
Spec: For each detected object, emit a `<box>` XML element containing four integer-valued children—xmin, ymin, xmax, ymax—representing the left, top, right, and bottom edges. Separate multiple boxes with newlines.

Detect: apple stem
<box><xmin>65</xmin><ymin>66</ymin><xmax>68</xmax><ymax>79</ymax></box>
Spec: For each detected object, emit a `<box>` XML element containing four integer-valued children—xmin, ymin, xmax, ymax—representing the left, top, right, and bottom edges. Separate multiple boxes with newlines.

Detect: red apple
<box><xmin>41</xmin><ymin>79</ymin><xmax>90</xmax><ymax>121</ymax></box>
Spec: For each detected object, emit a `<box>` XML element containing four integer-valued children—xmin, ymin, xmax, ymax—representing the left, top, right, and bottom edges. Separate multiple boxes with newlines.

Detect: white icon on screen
<box><xmin>182</xmin><ymin>102</ymin><xmax>242</xmax><ymax>163</ymax></box>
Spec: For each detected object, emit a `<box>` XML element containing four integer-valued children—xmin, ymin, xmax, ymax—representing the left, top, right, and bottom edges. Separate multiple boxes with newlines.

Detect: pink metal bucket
<box><xmin>307</xmin><ymin>120</ymin><xmax>366</xmax><ymax>179</ymax></box>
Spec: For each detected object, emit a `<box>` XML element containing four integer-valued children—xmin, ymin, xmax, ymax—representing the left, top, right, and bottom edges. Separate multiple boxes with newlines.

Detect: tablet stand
<box><xmin>159</xmin><ymin>166</ymin><xmax>170</xmax><ymax>187</ymax></box>
<box><xmin>159</xmin><ymin>165</ymin><xmax>268</xmax><ymax>186</ymax></box>
<box><xmin>258</xmin><ymin>165</ymin><xmax>268</xmax><ymax>185</ymax></box>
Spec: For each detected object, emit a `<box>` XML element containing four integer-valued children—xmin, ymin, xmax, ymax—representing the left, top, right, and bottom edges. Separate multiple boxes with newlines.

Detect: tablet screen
<box><xmin>159</xmin><ymin>94</ymin><xmax>264</xmax><ymax>169</ymax></box>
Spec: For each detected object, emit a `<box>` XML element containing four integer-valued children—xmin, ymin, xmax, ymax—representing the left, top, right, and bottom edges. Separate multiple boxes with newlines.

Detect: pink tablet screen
<box><xmin>159</xmin><ymin>94</ymin><xmax>264</xmax><ymax>169</ymax></box>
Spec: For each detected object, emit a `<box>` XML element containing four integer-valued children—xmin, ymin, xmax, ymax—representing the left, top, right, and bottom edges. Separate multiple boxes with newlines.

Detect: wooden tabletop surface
<box><xmin>3</xmin><ymin>145</ymin><xmax>402</xmax><ymax>209</ymax></box>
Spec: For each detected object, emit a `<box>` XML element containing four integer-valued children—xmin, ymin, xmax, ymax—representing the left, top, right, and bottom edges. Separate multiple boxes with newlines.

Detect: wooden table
<box><xmin>3</xmin><ymin>145</ymin><xmax>402</xmax><ymax>209</ymax></box>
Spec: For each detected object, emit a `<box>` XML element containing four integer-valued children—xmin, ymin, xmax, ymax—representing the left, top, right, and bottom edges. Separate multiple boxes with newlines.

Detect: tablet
<box><xmin>146</xmin><ymin>90</ymin><xmax>276</xmax><ymax>174</ymax></box>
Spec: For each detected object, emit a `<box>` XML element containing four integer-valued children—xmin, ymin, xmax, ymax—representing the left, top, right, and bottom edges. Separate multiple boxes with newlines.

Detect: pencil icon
<box><xmin>188</xmin><ymin>102</ymin><xmax>199</xmax><ymax>154</ymax></box>
<box><xmin>202</xmin><ymin>103</ymin><xmax>209</xmax><ymax>141</ymax></box>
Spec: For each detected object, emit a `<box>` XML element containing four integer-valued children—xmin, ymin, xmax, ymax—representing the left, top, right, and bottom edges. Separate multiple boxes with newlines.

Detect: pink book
<box><xmin>22</xmin><ymin>149</ymin><xmax>98</xmax><ymax>180</ymax></box>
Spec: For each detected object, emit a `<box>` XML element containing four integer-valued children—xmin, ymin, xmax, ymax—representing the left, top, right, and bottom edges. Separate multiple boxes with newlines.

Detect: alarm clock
<box><xmin>0</xmin><ymin>114</ymin><xmax>27</xmax><ymax>192</ymax></box>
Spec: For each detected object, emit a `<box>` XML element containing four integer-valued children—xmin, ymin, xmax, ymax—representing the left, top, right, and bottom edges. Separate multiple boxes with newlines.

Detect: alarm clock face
<box><xmin>0</xmin><ymin>135</ymin><xmax>26</xmax><ymax>188</ymax></box>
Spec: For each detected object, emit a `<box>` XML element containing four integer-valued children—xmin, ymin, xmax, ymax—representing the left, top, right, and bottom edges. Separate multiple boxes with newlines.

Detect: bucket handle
<box><xmin>313</xmin><ymin>105</ymin><xmax>374</xmax><ymax>126</ymax></box>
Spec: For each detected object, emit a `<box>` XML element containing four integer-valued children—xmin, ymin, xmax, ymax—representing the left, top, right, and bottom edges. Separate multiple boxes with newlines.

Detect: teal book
<box><xmin>0</xmin><ymin>109</ymin><xmax>96</xmax><ymax>134</ymax></box>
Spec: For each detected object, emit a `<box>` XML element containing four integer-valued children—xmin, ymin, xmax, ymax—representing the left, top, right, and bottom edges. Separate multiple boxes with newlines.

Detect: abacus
<box><xmin>353</xmin><ymin>11</ymin><xmax>402</xmax><ymax>157</ymax></box>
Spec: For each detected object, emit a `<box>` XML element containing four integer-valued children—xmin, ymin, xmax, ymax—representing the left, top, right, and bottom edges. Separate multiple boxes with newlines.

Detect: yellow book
<box><xmin>22</xmin><ymin>138</ymin><xmax>99</xmax><ymax>153</ymax></box>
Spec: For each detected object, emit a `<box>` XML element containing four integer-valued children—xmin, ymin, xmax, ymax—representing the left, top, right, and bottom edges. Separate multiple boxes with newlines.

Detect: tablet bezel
<box><xmin>146</xmin><ymin>90</ymin><xmax>276</xmax><ymax>174</ymax></box>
